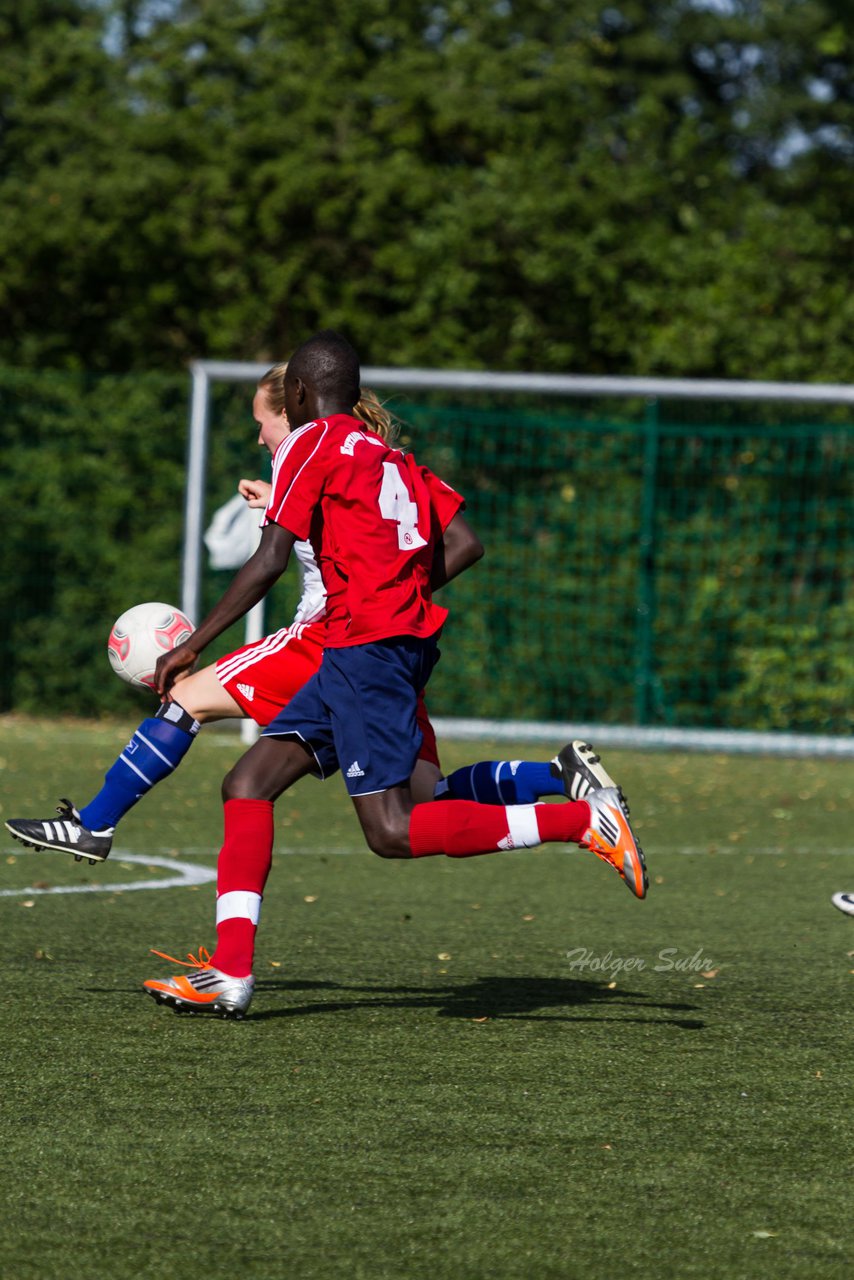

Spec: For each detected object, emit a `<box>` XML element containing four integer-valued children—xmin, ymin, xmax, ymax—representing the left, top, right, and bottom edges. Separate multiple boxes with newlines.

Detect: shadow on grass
<box><xmin>247</xmin><ymin>974</ymin><xmax>704</xmax><ymax>1029</ymax></box>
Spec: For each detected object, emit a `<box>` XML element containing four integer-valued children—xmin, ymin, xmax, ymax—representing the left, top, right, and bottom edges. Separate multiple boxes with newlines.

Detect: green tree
<box><xmin>0</xmin><ymin>1</ymin><xmax>851</xmax><ymax>377</ymax></box>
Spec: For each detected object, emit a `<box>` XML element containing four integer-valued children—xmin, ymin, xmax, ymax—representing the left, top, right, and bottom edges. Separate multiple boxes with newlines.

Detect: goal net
<box><xmin>184</xmin><ymin>364</ymin><xmax>854</xmax><ymax>755</ymax></box>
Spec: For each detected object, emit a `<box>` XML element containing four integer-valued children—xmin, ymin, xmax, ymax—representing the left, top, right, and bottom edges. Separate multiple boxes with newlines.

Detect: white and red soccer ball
<box><xmin>108</xmin><ymin>602</ymin><xmax>195</xmax><ymax>690</ymax></box>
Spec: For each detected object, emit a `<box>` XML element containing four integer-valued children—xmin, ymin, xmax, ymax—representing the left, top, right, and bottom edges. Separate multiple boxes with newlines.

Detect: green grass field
<box><xmin>1</xmin><ymin>715</ymin><xmax>853</xmax><ymax>1280</ymax></box>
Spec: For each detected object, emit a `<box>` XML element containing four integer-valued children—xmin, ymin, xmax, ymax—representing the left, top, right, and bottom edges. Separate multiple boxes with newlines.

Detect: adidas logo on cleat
<box><xmin>5</xmin><ymin>799</ymin><xmax>113</xmax><ymax>864</ymax></box>
<box><xmin>143</xmin><ymin>947</ymin><xmax>255</xmax><ymax>1018</ymax></box>
<box><xmin>595</xmin><ymin>809</ymin><xmax>621</xmax><ymax>847</ymax></box>
<box><xmin>579</xmin><ymin>787</ymin><xmax>648</xmax><ymax>899</ymax></box>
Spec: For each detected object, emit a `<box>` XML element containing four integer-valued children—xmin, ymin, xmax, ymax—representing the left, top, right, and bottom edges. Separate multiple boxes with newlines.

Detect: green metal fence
<box><xmin>1</xmin><ymin>367</ymin><xmax>851</xmax><ymax>736</ymax></box>
<box><xmin>394</xmin><ymin>394</ymin><xmax>853</xmax><ymax>735</ymax></box>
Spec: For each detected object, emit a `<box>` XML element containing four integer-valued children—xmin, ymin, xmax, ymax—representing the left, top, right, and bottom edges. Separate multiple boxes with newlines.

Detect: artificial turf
<box><xmin>1</xmin><ymin>715</ymin><xmax>852</xmax><ymax>1279</ymax></box>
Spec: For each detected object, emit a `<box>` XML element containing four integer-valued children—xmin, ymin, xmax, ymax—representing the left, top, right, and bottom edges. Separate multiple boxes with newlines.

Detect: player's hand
<box><xmin>238</xmin><ymin>478</ymin><xmax>271</xmax><ymax>509</ymax></box>
<box><xmin>155</xmin><ymin>642</ymin><xmax>199</xmax><ymax>698</ymax></box>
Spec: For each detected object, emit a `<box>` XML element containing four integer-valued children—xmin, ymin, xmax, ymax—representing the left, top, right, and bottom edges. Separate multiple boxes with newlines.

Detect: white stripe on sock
<box><xmin>135</xmin><ymin>731</ymin><xmax>175</xmax><ymax>770</ymax></box>
<box><xmin>504</xmin><ymin>805</ymin><xmax>542</xmax><ymax>849</ymax></box>
<box><xmin>216</xmin><ymin>890</ymin><xmax>262</xmax><ymax>925</ymax></box>
<box><xmin>119</xmin><ymin>753</ymin><xmax>156</xmax><ymax>786</ymax></box>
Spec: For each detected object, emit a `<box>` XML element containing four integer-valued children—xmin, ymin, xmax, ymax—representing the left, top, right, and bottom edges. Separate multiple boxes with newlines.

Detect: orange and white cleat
<box><xmin>579</xmin><ymin>788</ymin><xmax>648</xmax><ymax>899</ymax></box>
<box><xmin>143</xmin><ymin>947</ymin><xmax>254</xmax><ymax>1019</ymax></box>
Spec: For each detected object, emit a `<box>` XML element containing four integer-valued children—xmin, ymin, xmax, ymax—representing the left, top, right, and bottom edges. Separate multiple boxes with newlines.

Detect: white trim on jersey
<box><xmin>215</xmin><ymin>622</ymin><xmax>314</xmax><ymax>683</ymax></box>
<box><xmin>265</xmin><ymin>419</ymin><xmax>329</xmax><ymax>530</ymax></box>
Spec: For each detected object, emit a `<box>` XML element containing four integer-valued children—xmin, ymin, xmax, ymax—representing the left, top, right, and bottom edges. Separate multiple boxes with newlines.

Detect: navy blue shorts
<box><xmin>262</xmin><ymin>636</ymin><xmax>440</xmax><ymax>796</ymax></box>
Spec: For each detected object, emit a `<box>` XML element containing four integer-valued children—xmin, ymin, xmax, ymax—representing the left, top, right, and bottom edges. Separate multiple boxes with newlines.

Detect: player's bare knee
<box><xmin>369</xmin><ymin>840</ymin><xmax>410</xmax><ymax>860</ymax></box>
<box><xmin>223</xmin><ymin>737</ymin><xmax>313</xmax><ymax>802</ymax></box>
<box><xmin>222</xmin><ymin>763</ymin><xmax>256</xmax><ymax>801</ymax></box>
<box><xmin>222</xmin><ymin>745</ymin><xmax>273</xmax><ymax>801</ymax></box>
<box><xmin>361</xmin><ymin>819</ymin><xmax>411</xmax><ymax>860</ymax></box>
<box><xmin>369</xmin><ymin>840</ymin><xmax>407</xmax><ymax>859</ymax></box>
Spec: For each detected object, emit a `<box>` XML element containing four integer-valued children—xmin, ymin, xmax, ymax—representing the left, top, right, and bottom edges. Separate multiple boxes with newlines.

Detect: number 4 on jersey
<box><xmin>378</xmin><ymin>461</ymin><xmax>428</xmax><ymax>550</ymax></box>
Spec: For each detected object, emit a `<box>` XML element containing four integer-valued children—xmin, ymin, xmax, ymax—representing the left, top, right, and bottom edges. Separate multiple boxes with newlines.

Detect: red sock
<box><xmin>209</xmin><ymin>798</ymin><xmax>274</xmax><ymax>977</ymax></box>
<box><xmin>408</xmin><ymin>799</ymin><xmax>590</xmax><ymax>858</ymax></box>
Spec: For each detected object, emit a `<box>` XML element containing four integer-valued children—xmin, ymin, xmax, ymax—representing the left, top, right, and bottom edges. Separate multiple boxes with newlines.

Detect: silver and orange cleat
<box><xmin>143</xmin><ymin>947</ymin><xmax>254</xmax><ymax>1019</ymax></box>
<box><xmin>578</xmin><ymin>787</ymin><xmax>648</xmax><ymax>899</ymax></box>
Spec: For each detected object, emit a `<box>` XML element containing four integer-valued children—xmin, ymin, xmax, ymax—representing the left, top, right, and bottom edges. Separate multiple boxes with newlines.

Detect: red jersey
<box><xmin>263</xmin><ymin>413</ymin><xmax>464</xmax><ymax>648</ymax></box>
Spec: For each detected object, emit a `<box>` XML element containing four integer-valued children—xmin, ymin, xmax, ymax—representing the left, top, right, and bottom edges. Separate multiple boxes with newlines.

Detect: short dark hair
<box><xmin>287</xmin><ymin>330</ymin><xmax>360</xmax><ymax>406</ymax></box>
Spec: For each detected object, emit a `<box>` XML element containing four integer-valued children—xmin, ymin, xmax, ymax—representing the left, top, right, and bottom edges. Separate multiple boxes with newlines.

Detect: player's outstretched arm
<box><xmin>431</xmin><ymin>512</ymin><xmax>484</xmax><ymax>590</ymax></box>
<box><xmin>155</xmin><ymin>522</ymin><xmax>296</xmax><ymax>695</ymax></box>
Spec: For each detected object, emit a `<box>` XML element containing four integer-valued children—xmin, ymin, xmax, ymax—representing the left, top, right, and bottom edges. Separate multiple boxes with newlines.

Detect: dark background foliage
<box><xmin>1</xmin><ymin>0</ymin><xmax>852</xmax><ymax>377</ymax></box>
<box><xmin>1</xmin><ymin>2</ymin><xmax>851</xmax><ymax>731</ymax></box>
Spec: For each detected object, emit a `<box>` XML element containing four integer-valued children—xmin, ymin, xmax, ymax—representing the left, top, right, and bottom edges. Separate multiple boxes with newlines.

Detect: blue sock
<box><xmin>436</xmin><ymin>760</ymin><xmax>564</xmax><ymax>805</ymax></box>
<box><xmin>79</xmin><ymin>702</ymin><xmax>200</xmax><ymax>833</ymax></box>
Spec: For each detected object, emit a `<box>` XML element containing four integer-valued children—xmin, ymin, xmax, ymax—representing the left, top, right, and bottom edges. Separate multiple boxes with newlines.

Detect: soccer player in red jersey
<box><xmin>4</xmin><ymin>385</ymin><xmax>450</xmax><ymax>859</ymax></box>
<box><xmin>5</xmin><ymin>377</ymin><xmax>599</xmax><ymax>862</ymax></box>
<box><xmin>142</xmin><ymin>331</ymin><xmax>647</xmax><ymax>1018</ymax></box>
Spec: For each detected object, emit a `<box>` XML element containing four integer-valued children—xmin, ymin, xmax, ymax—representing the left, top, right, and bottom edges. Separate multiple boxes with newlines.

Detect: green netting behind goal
<box><xmin>200</xmin><ymin>383</ymin><xmax>853</xmax><ymax>736</ymax></box>
<box><xmin>0</xmin><ymin>365</ymin><xmax>851</xmax><ymax>735</ymax></box>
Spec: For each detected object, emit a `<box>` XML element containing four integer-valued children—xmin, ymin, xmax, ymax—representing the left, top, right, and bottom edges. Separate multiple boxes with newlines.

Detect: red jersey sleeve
<box><xmin>402</xmin><ymin>456</ymin><xmax>465</xmax><ymax>536</ymax></box>
<box><xmin>263</xmin><ymin>421</ymin><xmax>331</xmax><ymax>540</ymax></box>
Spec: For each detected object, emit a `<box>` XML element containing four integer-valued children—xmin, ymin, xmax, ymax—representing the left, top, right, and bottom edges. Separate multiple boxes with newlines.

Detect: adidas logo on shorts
<box><xmin>346</xmin><ymin>760</ymin><xmax>365</xmax><ymax>778</ymax></box>
<box><xmin>236</xmin><ymin>682</ymin><xmax>255</xmax><ymax>700</ymax></box>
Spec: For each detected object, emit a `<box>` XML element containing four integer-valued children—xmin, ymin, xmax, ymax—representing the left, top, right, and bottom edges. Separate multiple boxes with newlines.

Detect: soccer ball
<box><xmin>108</xmin><ymin>602</ymin><xmax>195</xmax><ymax>690</ymax></box>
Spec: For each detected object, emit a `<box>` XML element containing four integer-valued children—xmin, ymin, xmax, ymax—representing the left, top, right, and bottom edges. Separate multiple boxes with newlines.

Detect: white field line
<box><xmin>180</xmin><ymin>844</ymin><xmax>854</xmax><ymax>858</ymax></box>
<box><xmin>0</xmin><ymin>851</ymin><xmax>216</xmax><ymax>898</ymax></box>
<box><xmin>2</xmin><ymin>844</ymin><xmax>852</xmax><ymax>901</ymax></box>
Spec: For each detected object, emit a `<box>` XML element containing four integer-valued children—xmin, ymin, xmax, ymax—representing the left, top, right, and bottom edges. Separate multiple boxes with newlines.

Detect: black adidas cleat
<box><xmin>4</xmin><ymin>799</ymin><xmax>113</xmax><ymax>865</ymax></box>
<box><xmin>550</xmin><ymin>740</ymin><xmax>631</xmax><ymax>817</ymax></box>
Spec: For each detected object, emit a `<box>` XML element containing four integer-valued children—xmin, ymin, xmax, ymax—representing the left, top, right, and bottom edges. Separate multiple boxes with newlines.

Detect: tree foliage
<box><xmin>0</xmin><ymin>0</ymin><xmax>852</xmax><ymax>377</ymax></box>
<box><xmin>0</xmin><ymin>361</ymin><xmax>850</xmax><ymax>730</ymax></box>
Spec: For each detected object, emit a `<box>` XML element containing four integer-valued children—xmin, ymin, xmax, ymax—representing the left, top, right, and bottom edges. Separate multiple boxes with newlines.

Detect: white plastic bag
<box><xmin>204</xmin><ymin>493</ymin><xmax>263</xmax><ymax>569</ymax></box>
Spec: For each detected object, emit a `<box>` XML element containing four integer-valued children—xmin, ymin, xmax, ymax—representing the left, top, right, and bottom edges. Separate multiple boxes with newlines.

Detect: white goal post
<box><xmin>183</xmin><ymin>362</ymin><xmax>854</xmax><ymax>756</ymax></box>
